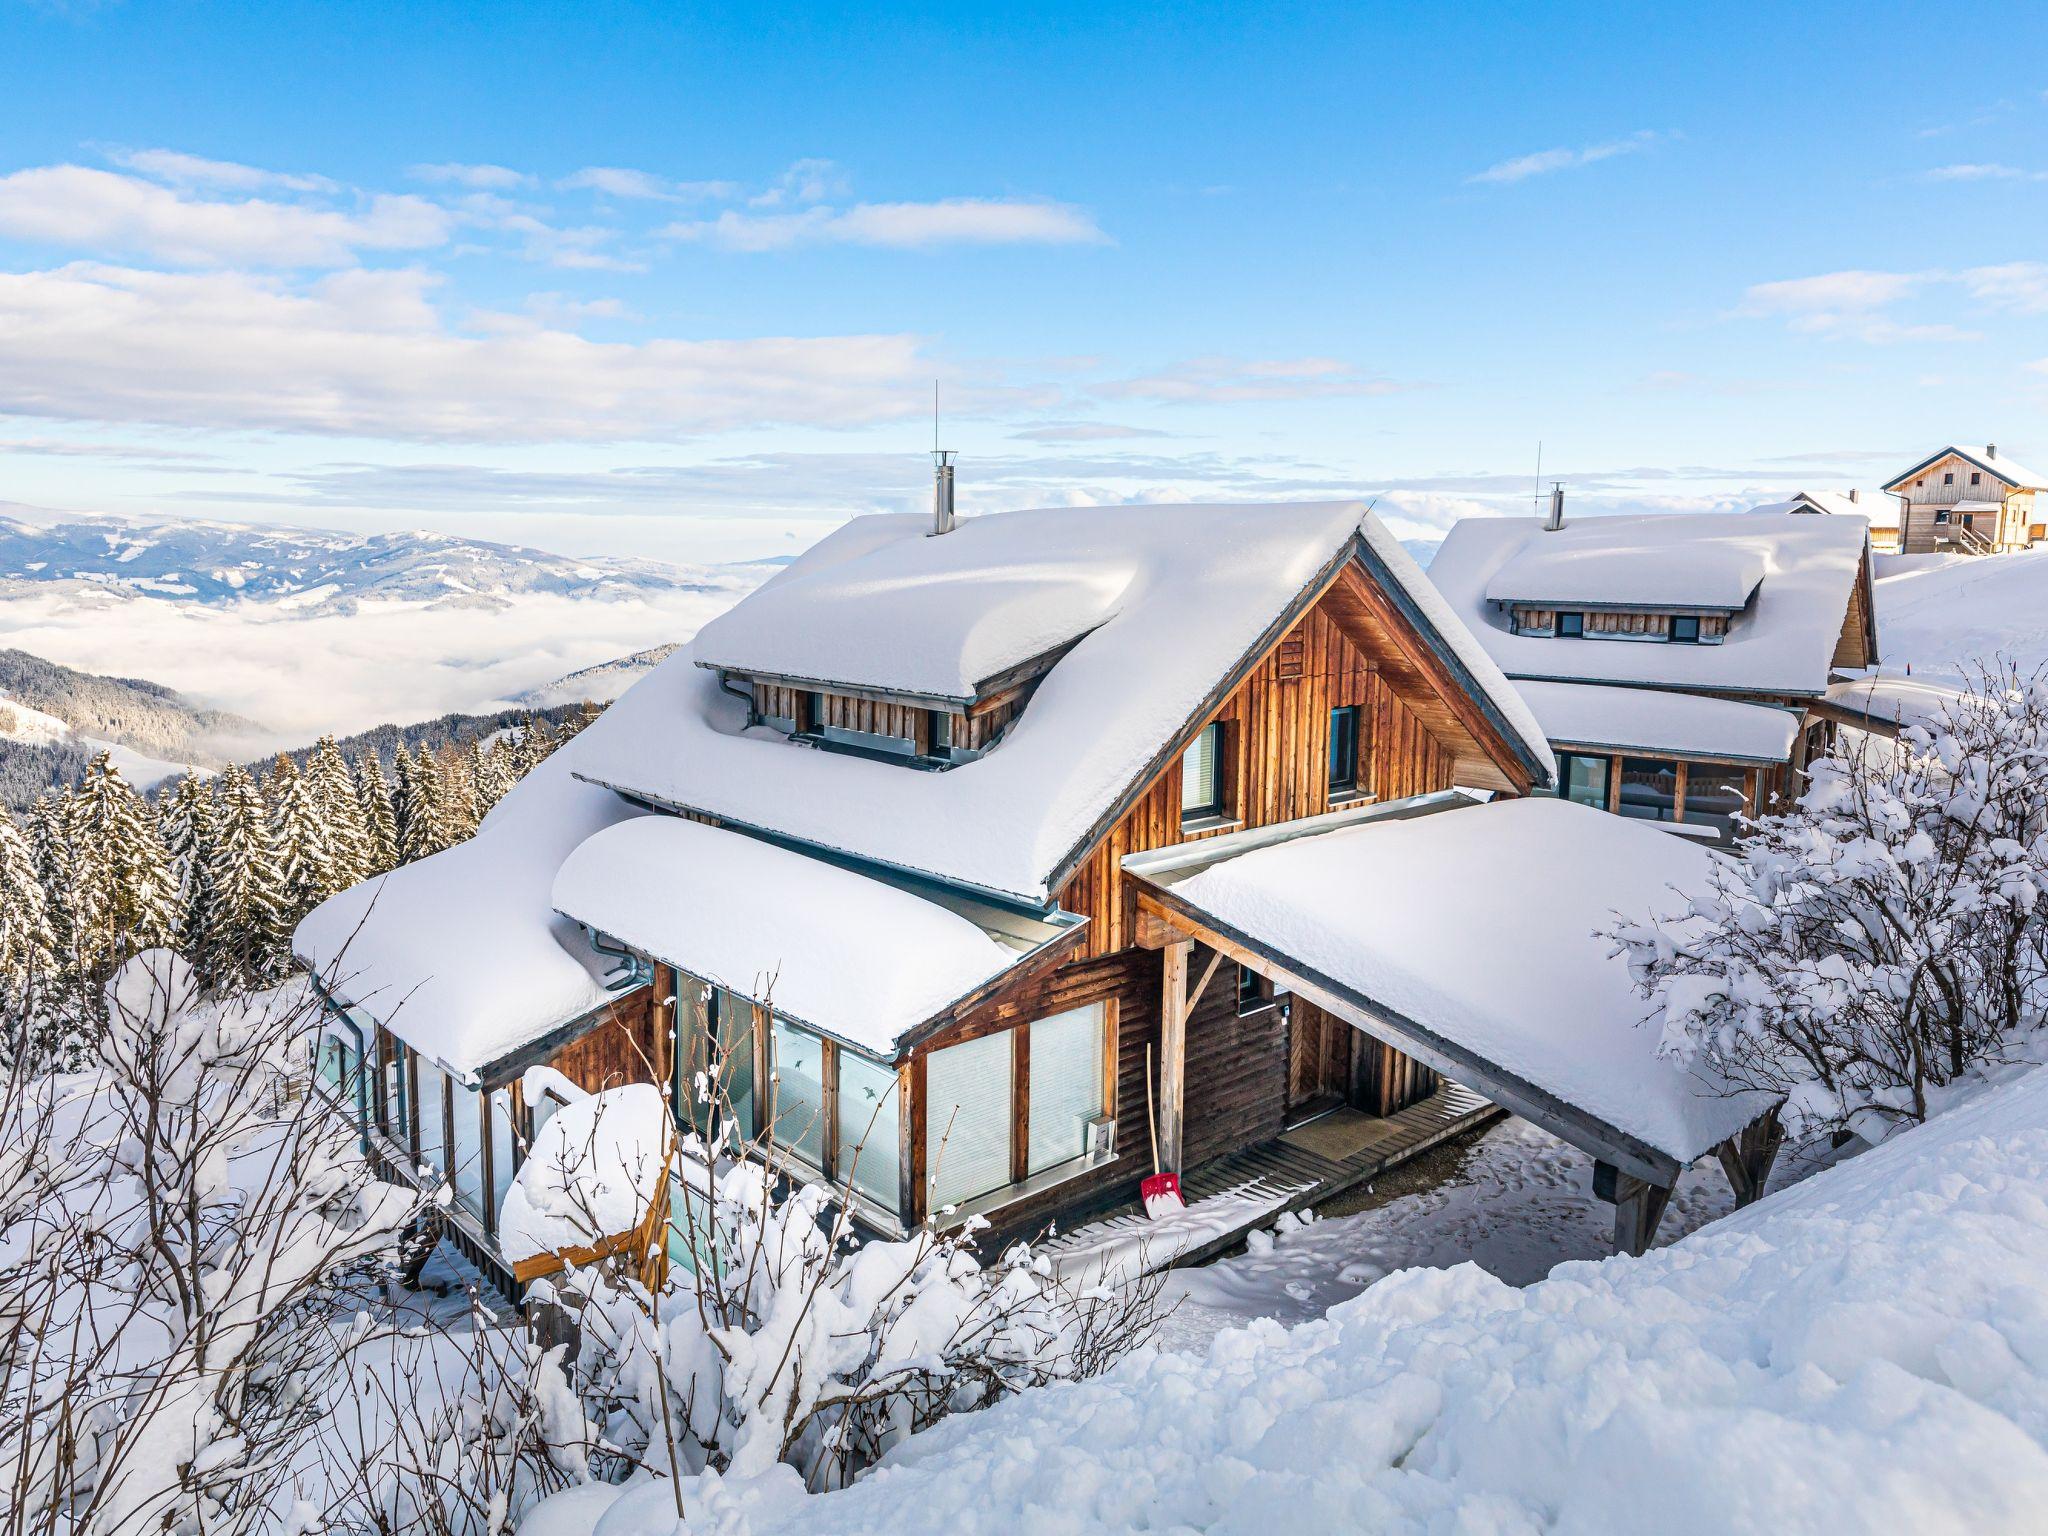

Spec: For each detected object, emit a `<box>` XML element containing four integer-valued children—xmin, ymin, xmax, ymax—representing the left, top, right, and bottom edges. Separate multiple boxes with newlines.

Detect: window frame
<box><xmin>1237</xmin><ymin>963</ymin><xmax>1276</xmax><ymax>1016</ymax></box>
<box><xmin>1668</xmin><ymin>615</ymin><xmax>1701</xmax><ymax>644</ymax></box>
<box><xmin>1327</xmin><ymin>704</ymin><xmax>1361</xmax><ymax>796</ymax></box>
<box><xmin>1179</xmin><ymin>720</ymin><xmax>1231</xmax><ymax>826</ymax></box>
<box><xmin>1555</xmin><ymin>610</ymin><xmax>1585</xmax><ymax>638</ymax></box>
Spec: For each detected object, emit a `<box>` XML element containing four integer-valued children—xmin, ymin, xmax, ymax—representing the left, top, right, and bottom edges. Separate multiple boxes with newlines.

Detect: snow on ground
<box><xmin>546</xmin><ymin>1057</ymin><xmax>2048</xmax><ymax>1534</ymax></box>
<box><xmin>1871</xmin><ymin>547</ymin><xmax>2048</xmax><ymax>680</ymax></box>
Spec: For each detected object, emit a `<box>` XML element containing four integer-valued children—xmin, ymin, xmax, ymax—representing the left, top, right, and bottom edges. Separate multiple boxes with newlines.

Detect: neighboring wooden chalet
<box><xmin>298</xmin><ymin>496</ymin><xmax>1785</xmax><ymax>1297</ymax></box>
<box><xmin>1751</xmin><ymin>487</ymin><xmax>1903</xmax><ymax>555</ymax></box>
<box><xmin>1430</xmin><ymin>506</ymin><xmax>1879</xmax><ymax>838</ymax></box>
<box><xmin>1884</xmin><ymin>443</ymin><xmax>2048</xmax><ymax>555</ymax></box>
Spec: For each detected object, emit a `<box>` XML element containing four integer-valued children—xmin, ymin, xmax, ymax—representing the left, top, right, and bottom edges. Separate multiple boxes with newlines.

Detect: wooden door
<box><xmin>1285</xmin><ymin>1000</ymin><xmax>1352</xmax><ymax>1118</ymax></box>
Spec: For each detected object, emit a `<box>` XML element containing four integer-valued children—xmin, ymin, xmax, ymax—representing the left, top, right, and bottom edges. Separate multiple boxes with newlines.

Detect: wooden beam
<box><xmin>1715</xmin><ymin>1107</ymin><xmax>1785</xmax><ymax>1208</ymax></box>
<box><xmin>1135</xmin><ymin>908</ymin><xmax>1182</xmax><ymax>951</ymax></box>
<box><xmin>1601</xmin><ymin>1166</ymin><xmax>1673</xmax><ymax>1257</ymax></box>
<box><xmin>1186</xmin><ymin>947</ymin><xmax>1225</xmax><ymax>1015</ymax></box>
<box><xmin>1159</xmin><ymin>938</ymin><xmax>1191</xmax><ymax>1171</ymax></box>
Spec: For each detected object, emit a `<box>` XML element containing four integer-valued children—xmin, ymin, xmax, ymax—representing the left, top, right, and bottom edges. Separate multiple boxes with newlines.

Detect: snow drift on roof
<box><xmin>1749</xmin><ymin>489</ymin><xmax>1902</xmax><ymax>528</ymax></box>
<box><xmin>1824</xmin><ymin>674</ymin><xmax>1971</xmax><ymax>734</ymax></box>
<box><xmin>294</xmin><ymin>731</ymin><xmax>646</xmax><ymax>1078</ymax></box>
<box><xmin>1161</xmin><ymin>797</ymin><xmax>1768</xmax><ymax>1164</ymax></box>
<box><xmin>1519</xmin><ymin>678</ymin><xmax>1800</xmax><ymax>761</ymax></box>
<box><xmin>690</xmin><ymin>512</ymin><xmax>1133</xmax><ymax>700</ymax></box>
<box><xmin>1886</xmin><ymin>444</ymin><xmax>2048</xmax><ymax>494</ymax></box>
<box><xmin>573</xmin><ymin>502</ymin><xmax>1552</xmax><ymax>906</ymax></box>
<box><xmin>660</xmin><ymin>1061</ymin><xmax>2048</xmax><ymax>1536</ymax></box>
<box><xmin>1484</xmin><ymin>522</ymin><xmax>1767</xmax><ymax>610</ymax></box>
<box><xmin>551</xmin><ymin>816</ymin><xmax>1022</xmax><ymax>1056</ymax></box>
<box><xmin>1432</xmin><ymin>512</ymin><xmax>1871</xmax><ymax>697</ymax></box>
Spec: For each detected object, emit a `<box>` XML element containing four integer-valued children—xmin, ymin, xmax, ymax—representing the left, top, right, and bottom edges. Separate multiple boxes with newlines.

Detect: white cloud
<box><xmin>0</xmin><ymin>262</ymin><xmax>948</xmax><ymax>442</ymax></box>
<box><xmin>407</xmin><ymin>161</ymin><xmax>534</xmax><ymax>189</ymax></box>
<box><xmin>1924</xmin><ymin>162</ymin><xmax>2048</xmax><ymax>182</ymax></box>
<box><xmin>748</xmin><ymin>157</ymin><xmax>846</xmax><ymax>208</ymax></box>
<box><xmin>1732</xmin><ymin>265</ymin><xmax>2048</xmax><ymax>341</ymax></box>
<box><xmin>0</xmin><ymin>165</ymin><xmax>451</xmax><ymax>266</ymax></box>
<box><xmin>1095</xmin><ymin>355</ymin><xmax>1402</xmax><ymax>404</ymax></box>
<box><xmin>1468</xmin><ymin>130</ymin><xmax>1665</xmax><ymax>185</ymax></box>
<box><xmin>1009</xmin><ymin>421</ymin><xmax>1172</xmax><ymax>443</ymax></box>
<box><xmin>1961</xmin><ymin>261</ymin><xmax>2048</xmax><ymax>314</ymax></box>
<box><xmin>665</xmin><ymin>197</ymin><xmax>1107</xmax><ymax>251</ymax></box>
<box><xmin>109</xmin><ymin>147</ymin><xmax>337</xmax><ymax>194</ymax></box>
<box><xmin>557</xmin><ymin>166</ymin><xmax>739</xmax><ymax>202</ymax></box>
<box><xmin>1741</xmin><ymin>269</ymin><xmax>1926</xmax><ymax>313</ymax></box>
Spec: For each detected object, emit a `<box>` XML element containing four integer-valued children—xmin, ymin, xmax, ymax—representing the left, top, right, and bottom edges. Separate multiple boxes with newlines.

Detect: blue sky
<box><xmin>3</xmin><ymin>0</ymin><xmax>2048</xmax><ymax>563</ymax></box>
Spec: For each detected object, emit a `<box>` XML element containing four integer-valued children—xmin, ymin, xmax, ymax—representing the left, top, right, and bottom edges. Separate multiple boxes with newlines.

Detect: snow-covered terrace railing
<box><xmin>1123</xmin><ymin>794</ymin><xmax>1781</xmax><ymax>1250</ymax></box>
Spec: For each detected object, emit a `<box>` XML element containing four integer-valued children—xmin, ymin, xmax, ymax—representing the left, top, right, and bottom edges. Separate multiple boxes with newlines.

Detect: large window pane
<box><xmin>925</xmin><ymin>1031</ymin><xmax>1013</xmax><ymax>1213</ymax></box>
<box><xmin>450</xmin><ymin>1080</ymin><xmax>485</xmax><ymax>1218</ymax></box>
<box><xmin>714</xmin><ymin>990</ymin><xmax>758</xmax><ymax>1141</ymax></box>
<box><xmin>1683</xmin><ymin>765</ymin><xmax>1749</xmax><ymax>841</ymax></box>
<box><xmin>1181</xmin><ymin>723</ymin><xmax>1222</xmax><ymax>819</ymax></box>
<box><xmin>836</xmin><ymin>1051</ymin><xmax>901</xmax><ymax>1210</ymax></box>
<box><xmin>488</xmin><ymin>1090</ymin><xmax>518</xmax><ymax>1220</ymax></box>
<box><xmin>1617</xmin><ymin>758</ymin><xmax>1679</xmax><ymax>821</ymax></box>
<box><xmin>1327</xmin><ymin>706</ymin><xmax>1359</xmax><ymax>792</ymax></box>
<box><xmin>1028</xmin><ymin>1004</ymin><xmax>1105</xmax><ymax>1176</ymax></box>
<box><xmin>769</xmin><ymin>1018</ymin><xmax>827</xmax><ymax>1168</ymax></box>
<box><xmin>1553</xmin><ymin>753</ymin><xmax>1610</xmax><ymax>811</ymax></box>
<box><xmin>414</xmin><ymin>1057</ymin><xmax>447</xmax><ymax>1175</ymax></box>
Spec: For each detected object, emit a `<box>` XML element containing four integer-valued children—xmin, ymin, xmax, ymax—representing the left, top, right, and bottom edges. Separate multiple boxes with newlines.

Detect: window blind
<box><xmin>1028</xmin><ymin>1004</ymin><xmax>1105</xmax><ymax>1175</ymax></box>
<box><xmin>836</xmin><ymin>1051</ymin><xmax>901</xmax><ymax>1209</ymax></box>
<box><xmin>1182</xmin><ymin>723</ymin><xmax>1221</xmax><ymax>816</ymax></box>
<box><xmin>770</xmin><ymin>1017</ymin><xmax>827</xmax><ymax>1167</ymax></box>
<box><xmin>925</xmin><ymin>1031</ymin><xmax>1013</xmax><ymax>1212</ymax></box>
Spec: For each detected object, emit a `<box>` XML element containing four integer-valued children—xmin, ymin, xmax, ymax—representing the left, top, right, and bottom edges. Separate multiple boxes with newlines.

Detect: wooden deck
<box><xmin>1043</xmin><ymin>1083</ymin><xmax>1503</xmax><ymax>1275</ymax></box>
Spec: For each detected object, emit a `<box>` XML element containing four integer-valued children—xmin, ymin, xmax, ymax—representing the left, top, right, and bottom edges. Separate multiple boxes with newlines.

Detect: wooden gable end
<box><xmin>1832</xmin><ymin>546</ymin><xmax>1879</xmax><ymax>671</ymax></box>
<box><xmin>1055</xmin><ymin>562</ymin><xmax>1496</xmax><ymax>960</ymax></box>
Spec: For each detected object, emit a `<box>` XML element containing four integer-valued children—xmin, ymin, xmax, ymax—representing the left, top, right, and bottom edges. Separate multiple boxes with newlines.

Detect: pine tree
<box><xmin>0</xmin><ymin>808</ymin><xmax>57</xmax><ymax>1013</ymax></box>
<box><xmin>394</xmin><ymin>744</ymin><xmax>449</xmax><ymax>865</ymax></box>
<box><xmin>439</xmin><ymin>742</ymin><xmax>479</xmax><ymax>844</ymax></box>
<box><xmin>467</xmin><ymin>735</ymin><xmax>510</xmax><ymax>824</ymax></box>
<box><xmin>67</xmin><ymin>753</ymin><xmax>179</xmax><ymax>977</ymax></box>
<box><xmin>157</xmin><ymin>774</ymin><xmax>209</xmax><ymax>945</ymax></box>
<box><xmin>355</xmin><ymin>750</ymin><xmax>398</xmax><ymax>876</ymax></box>
<box><xmin>26</xmin><ymin>793</ymin><xmax>81</xmax><ymax>995</ymax></box>
<box><xmin>197</xmin><ymin>763</ymin><xmax>289</xmax><ymax>986</ymax></box>
<box><xmin>269</xmin><ymin>753</ymin><xmax>336</xmax><ymax>929</ymax></box>
<box><xmin>309</xmin><ymin>736</ymin><xmax>371</xmax><ymax>891</ymax></box>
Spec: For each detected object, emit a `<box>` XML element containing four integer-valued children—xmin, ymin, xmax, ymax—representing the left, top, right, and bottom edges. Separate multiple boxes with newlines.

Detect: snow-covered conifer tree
<box><xmin>0</xmin><ymin>808</ymin><xmax>56</xmax><ymax>1017</ymax></box>
<box><xmin>467</xmin><ymin>733</ymin><xmax>515</xmax><ymax>823</ymax></box>
<box><xmin>196</xmin><ymin>763</ymin><xmax>290</xmax><ymax>984</ymax></box>
<box><xmin>65</xmin><ymin>752</ymin><xmax>179</xmax><ymax>977</ymax></box>
<box><xmin>269</xmin><ymin>752</ymin><xmax>337</xmax><ymax>927</ymax></box>
<box><xmin>355</xmin><ymin>749</ymin><xmax>398</xmax><ymax>875</ymax></box>
<box><xmin>309</xmin><ymin>734</ymin><xmax>371</xmax><ymax>890</ymax></box>
<box><xmin>395</xmin><ymin>743</ymin><xmax>450</xmax><ymax>864</ymax></box>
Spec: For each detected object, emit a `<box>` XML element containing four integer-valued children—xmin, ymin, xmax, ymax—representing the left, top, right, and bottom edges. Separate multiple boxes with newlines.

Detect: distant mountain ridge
<box><xmin>0</xmin><ymin>648</ymin><xmax>264</xmax><ymax>762</ymax></box>
<box><xmin>0</xmin><ymin>508</ymin><xmax>753</xmax><ymax>613</ymax></box>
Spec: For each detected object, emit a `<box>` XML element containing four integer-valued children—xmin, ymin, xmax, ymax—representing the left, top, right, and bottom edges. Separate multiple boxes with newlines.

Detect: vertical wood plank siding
<box><xmin>545</xmin><ymin>989</ymin><xmax>660</xmax><ymax>1094</ymax></box>
<box><xmin>1055</xmin><ymin>597</ymin><xmax>1457</xmax><ymax>960</ymax></box>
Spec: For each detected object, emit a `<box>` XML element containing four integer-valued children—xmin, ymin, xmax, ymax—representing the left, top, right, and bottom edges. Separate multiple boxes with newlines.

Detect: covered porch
<box><xmin>1124</xmin><ymin>792</ymin><xmax>1784</xmax><ymax>1259</ymax></box>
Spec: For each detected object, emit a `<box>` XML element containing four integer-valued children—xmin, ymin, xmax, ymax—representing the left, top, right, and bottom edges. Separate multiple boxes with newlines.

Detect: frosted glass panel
<box><xmin>836</xmin><ymin>1051</ymin><xmax>900</xmax><ymax>1210</ymax></box>
<box><xmin>450</xmin><ymin>1080</ymin><xmax>485</xmax><ymax>1218</ymax></box>
<box><xmin>1029</xmin><ymin>1004</ymin><xmax>1105</xmax><ymax>1176</ymax></box>
<box><xmin>925</xmin><ymin>1031</ymin><xmax>1013</xmax><ymax>1212</ymax></box>
<box><xmin>770</xmin><ymin>1018</ymin><xmax>827</xmax><ymax>1167</ymax></box>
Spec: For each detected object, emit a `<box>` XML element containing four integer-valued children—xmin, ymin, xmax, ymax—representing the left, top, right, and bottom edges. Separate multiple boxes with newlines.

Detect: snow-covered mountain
<box><xmin>511</xmin><ymin>644</ymin><xmax>681</xmax><ymax>708</ymax></box>
<box><xmin>0</xmin><ymin>507</ymin><xmax>748</xmax><ymax>613</ymax></box>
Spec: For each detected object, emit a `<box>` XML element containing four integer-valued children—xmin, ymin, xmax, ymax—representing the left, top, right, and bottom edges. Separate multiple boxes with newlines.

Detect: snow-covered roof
<box><xmin>1822</xmin><ymin>674</ymin><xmax>1969</xmax><ymax>735</ymax></box>
<box><xmin>551</xmin><ymin>815</ymin><xmax>1029</xmax><ymax>1057</ymax></box>
<box><xmin>1886</xmin><ymin>444</ymin><xmax>2048</xmax><ymax>494</ymax></box>
<box><xmin>1483</xmin><ymin>523</ymin><xmax>1767</xmax><ymax>611</ymax></box>
<box><xmin>1750</xmin><ymin>489</ymin><xmax>1902</xmax><ymax>529</ymax></box>
<box><xmin>573</xmin><ymin>503</ymin><xmax>1553</xmax><ymax>906</ymax></box>
<box><xmin>497</xmin><ymin>1082</ymin><xmax>669</xmax><ymax>1266</ymax></box>
<box><xmin>1519</xmin><ymin>679</ymin><xmax>1800</xmax><ymax>762</ymax></box>
<box><xmin>294</xmin><ymin>732</ymin><xmax>647</xmax><ymax>1079</ymax></box>
<box><xmin>1431</xmin><ymin>513</ymin><xmax>1872</xmax><ymax>698</ymax></box>
<box><xmin>1133</xmin><ymin>797</ymin><xmax>1772</xmax><ymax>1172</ymax></box>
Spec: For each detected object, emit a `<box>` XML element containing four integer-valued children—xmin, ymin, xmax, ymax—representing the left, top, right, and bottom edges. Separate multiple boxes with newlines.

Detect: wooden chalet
<box><xmin>1884</xmin><ymin>443</ymin><xmax>2048</xmax><ymax>555</ymax></box>
<box><xmin>1431</xmin><ymin>503</ymin><xmax>1882</xmax><ymax>839</ymax></box>
<box><xmin>298</xmin><ymin>492</ymin><xmax>1785</xmax><ymax>1297</ymax></box>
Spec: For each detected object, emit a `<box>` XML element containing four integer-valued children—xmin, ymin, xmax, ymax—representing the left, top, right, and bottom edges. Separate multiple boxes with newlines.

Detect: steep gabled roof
<box><xmin>1748</xmin><ymin>489</ymin><xmax>1903</xmax><ymax>529</ymax></box>
<box><xmin>1885</xmin><ymin>445</ymin><xmax>2048</xmax><ymax>494</ymax></box>
<box><xmin>1431</xmin><ymin>512</ymin><xmax>1873</xmax><ymax>698</ymax></box>
<box><xmin>573</xmin><ymin>502</ymin><xmax>1554</xmax><ymax>908</ymax></box>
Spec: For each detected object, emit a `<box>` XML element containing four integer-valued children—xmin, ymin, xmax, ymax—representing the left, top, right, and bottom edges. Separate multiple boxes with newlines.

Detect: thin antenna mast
<box><xmin>1533</xmin><ymin>441</ymin><xmax>1543</xmax><ymax>517</ymax></box>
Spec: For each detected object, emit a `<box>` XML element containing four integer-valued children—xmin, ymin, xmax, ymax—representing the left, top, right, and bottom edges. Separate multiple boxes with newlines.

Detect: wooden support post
<box><xmin>1159</xmin><ymin>938</ymin><xmax>1191</xmax><ymax>1172</ymax></box>
<box><xmin>1594</xmin><ymin>1160</ymin><xmax>1674</xmax><ymax>1257</ymax></box>
<box><xmin>1715</xmin><ymin>1108</ymin><xmax>1785</xmax><ymax>1208</ymax></box>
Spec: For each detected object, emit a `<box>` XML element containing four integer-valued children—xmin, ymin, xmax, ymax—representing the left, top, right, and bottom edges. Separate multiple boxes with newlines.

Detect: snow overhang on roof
<box><xmin>1517</xmin><ymin>679</ymin><xmax>1800</xmax><ymax>763</ymax></box>
<box><xmin>1432</xmin><ymin>513</ymin><xmax>1872</xmax><ymax>699</ymax></box>
<box><xmin>1482</xmin><ymin>524</ymin><xmax>1767</xmax><ymax>611</ymax></box>
<box><xmin>551</xmin><ymin>815</ymin><xmax>1082</xmax><ymax>1059</ymax></box>
<box><xmin>1124</xmin><ymin>794</ymin><xmax>1776</xmax><ymax>1182</ymax></box>
<box><xmin>571</xmin><ymin>502</ymin><xmax>1554</xmax><ymax>907</ymax></box>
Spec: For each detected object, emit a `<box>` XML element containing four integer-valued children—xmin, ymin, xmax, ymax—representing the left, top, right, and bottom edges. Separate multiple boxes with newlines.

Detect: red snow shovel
<box><xmin>1142</xmin><ymin>1043</ymin><xmax>1185</xmax><ymax>1218</ymax></box>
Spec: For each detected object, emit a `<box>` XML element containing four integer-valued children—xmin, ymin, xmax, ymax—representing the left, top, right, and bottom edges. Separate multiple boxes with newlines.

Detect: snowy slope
<box><xmin>511</xmin><ymin>645</ymin><xmax>681</xmax><ymax>708</ymax></box>
<box><xmin>1873</xmin><ymin>547</ymin><xmax>2048</xmax><ymax>679</ymax></box>
<box><xmin>555</xmin><ymin>1059</ymin><xmax>2048</xmax><ymax>1534</ymax></box>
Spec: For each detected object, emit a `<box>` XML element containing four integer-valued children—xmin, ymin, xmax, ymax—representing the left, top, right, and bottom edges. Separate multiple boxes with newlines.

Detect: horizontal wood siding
<box><xmin>1056</xmin><ymin>596</ymin><xmax>1457</xmax><ymax>960</ymax></box>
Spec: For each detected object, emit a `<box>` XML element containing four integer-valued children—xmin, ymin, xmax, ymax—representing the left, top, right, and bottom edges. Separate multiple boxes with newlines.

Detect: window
<box><xmin>1682</xmin><ymin>764</ymin><xmax>1749</xmax><ymax>842</ymax></box>
<box><xmin>1027</xmin><ymin>1004</ymin><xmax>1105</xmax><ymax>1177</ymax></box>
<box><xmin>1971</xmin><ymin>471</ymin><xmax>1982</xmax><ymax>485</ymax></box>
<box><xmin>835</xmin><ymin>1051</ymin><xmax>901</xmax><ymax>1209</ymax></box>
<box><xmin>450</xmin><ymin>1079</ymin><xmax>485</xmax><ymax>1218</ymax></box>
<box><xmin>1237</xmin><ymin>964</ymin><xmax>1275</xmax><ymax>1015</ymax></box>
<box><xmin>1935</xmin><ymin>508</ymin><xmax>1951</xmax><ymax>524</ymax></box>
<box><xmin>925</xmin><ymin>1031</ymin><xmax>1014</xmax><ymax>1212</ymax></box>
<box><xmin>769</xmin><ymin>1018</ymin><xmax>827</xmax><ymax>1168</ymax></box>
<box><xmin>713</xmin><ymin>989</ymin><xmax>759</xmax><ymax>1142</ymax></box>
<box><xmin>1944</xmin><ymin>471</ymin><xmax>1955</xmax><ymax>485</ymax></box>
<box><xmin>1617</xmin><ymin>757</ymin><xmax>1680</xmax><ymax>821</ymax></box>
<box><xmin>376</xmin><ymin>1034</ymin><xmax>407</xmax><ymax>1139</ymax></box>
<box><xmin>1556</xmin><ymin>611</ymin><xmax>1585</xmax><ymax>638</ymax></box>
<box><xmin>316</xmin><ymin>1032</ymin><xmax>360</xmax><ymax>1103</ymax></box>
<box><xmin>415</xmin><ymin>1056</ymin><xmax>448</xmax><ymax>1175</ymax></box>
<box><xmin>1669</xmin><ymin>615</ymin><xmax>1701</xmax><ymax>644</ymax></box>
<box><xmin>1540</xmin><ymin>752</ymin><xmax>1611</xmax><ymax>811</ymax></box>
<box><xmin>488</xmin><ymin>1091</ymin><xmax>519</xmax><ymax>1220</ymax></box>
<box><xmin>1327</xmin><ymin>705</ymin><xmax>1360</xmax><ymax>794</ymax></box>
<box><xmin>1181</xmin><ymin>722</ymin><xmax>1226</xmax><ymax>822</ymax></box>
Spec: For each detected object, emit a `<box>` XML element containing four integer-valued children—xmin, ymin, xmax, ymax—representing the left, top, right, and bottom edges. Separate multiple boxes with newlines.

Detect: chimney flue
<box><xmin>1988</xmin><ymin>443</ymin><xmax>1999</xmax><ymax>459</ymax></box>
<box><xmin>1544</xmin><ymin>482</ymin><xmax>1566</xmax><ymax>531</ymax></box>
<box><xmin>931</xmin><ymin>449</ymin><xmax>957</xmax><ymax>536</ymax></box>
<box><xmin>1850</xmin><ymin>488</ymin><xmax>1861</xmax><ymax>503</ymax></box>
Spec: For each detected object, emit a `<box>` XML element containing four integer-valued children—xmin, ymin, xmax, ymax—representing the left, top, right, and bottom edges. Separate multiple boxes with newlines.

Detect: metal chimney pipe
<box><xmin>1545</xmin><ymin>482</ymin><xmax>1565</xmax><ymax>531</ymax></box>
<box><xmin>1987</xmin><ymin>443</ymin><xmax>1998</xmax><ymax>459</ymax></box>
<box><xmin>931</xmin><ymin>449</ymin><xmax>957</xmax><ymax>536</ymax></box>
<box><xmin>1849</xmin><ymin>488</ymin><xmax>1861</xmax><ymax>503</ymax></box>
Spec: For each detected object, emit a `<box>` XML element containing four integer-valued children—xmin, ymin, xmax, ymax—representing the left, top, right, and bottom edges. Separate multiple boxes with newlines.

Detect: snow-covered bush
<box><xmin>0</xmin><ymin>950</ymin><xmax>418</xmax><ymax>1535</ymax></box>
<box><xmin>1610</xmin><ymin>665</ymin><xmax>2048</xmax><ymax>1136</ymax></box>
<box><xmin>500</xmin><ymin>1052</ymin><xmax>1164</xmax><ymax>1510</ymax></box>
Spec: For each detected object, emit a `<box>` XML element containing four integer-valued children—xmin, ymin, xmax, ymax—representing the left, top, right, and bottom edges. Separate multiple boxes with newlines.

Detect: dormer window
<box><xmin>1556</xmin><ymin>611</ymin><xmax>1585</xmax><ymax>638</ymax></box>
<box><xmin>1668</xmin><ymin>615</ymin><xmax>1701</xmax><ymax>644</ymax></box>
